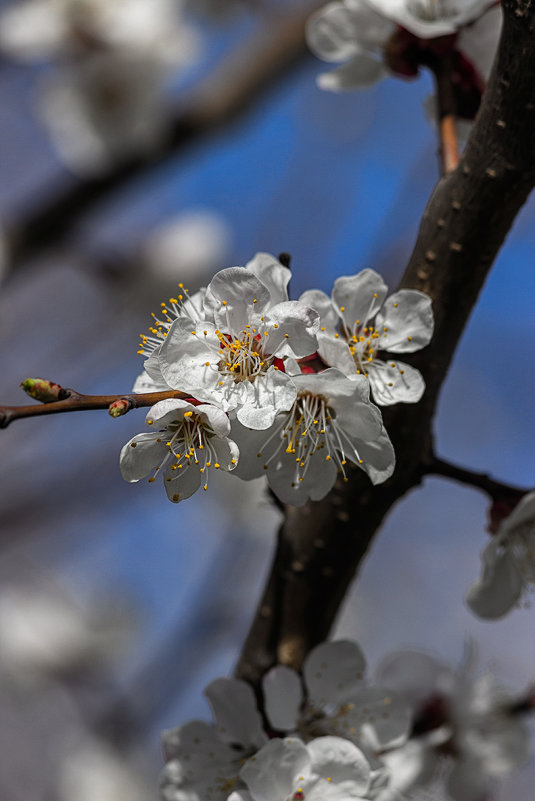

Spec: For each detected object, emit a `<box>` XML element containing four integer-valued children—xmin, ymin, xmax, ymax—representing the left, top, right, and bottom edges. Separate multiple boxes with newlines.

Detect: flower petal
<box><xmin>317</xmin><ymin>335</ymin><xmax>358</xmax><ymax>375</ymax></box>
<box><xmin>245</xmin><ymin>252</ymin><xmax>291</xmax><ymax>306</ymax></box>
<box><xmin>204</xmin><ymin>267</ymin><xmax>270</xmax><ymax>331</ymax></box>
<box><xmin>163</xmin><ymin>461</ymin><xmax>202</xmax><ymax>503</ymax></box>
<box><xmin>237</xmin><ymin>370</ymin><xmax>297</xmax><ymax>430</ymax></box>
<box><xmin>132</xmin><ymin>369</ymin><xmax>169</xmax><ymax>393</ymax></box>
<box><xmin>375</xmin><ymin>290</ymin><xmax>434</xmax><ymax>353</ymax></box>
<box><xmin>265</xmin><ymin>301</ymin><xmax>320</xmax><ymax>358</ymax></box>
<box><xmin>300</xmin><ymin>288</ymin><xmax>340</xmax><ymax>333</ymax></box>
<box><xmin>465</xmin><ymin>537</ymin><xmax>524</xmax><ymax>619</ymax></box>
<box><xmin>205</xmin><ymin>678</ymin><xmax>267</xmax><ymax>751</ymax></box>
<box><xmin>368</xmin><ymin>360</ymin><xmax>425</xmax><ymax>405</ymax></box>
<box><xmin>332</xmin><ymin>270</ymin><xmax>388</xmax><ymax>330</ymax></box>
<box><xmin>307</xmin><ymin>736</ymin><xmax>371</xmax><ymax>796</ymax></box>
<box><xmin>240</xmin><ymin>738</ymin><xmax>310</xmax><ymax>801</ymax></box>
<box><xmin>158</xmin><ymin>319</ymin><xmax>221</xmax><ymax>391</ymax></box>
<box><xmin>263</xmin><ymin>666</ymin><xmax>303</xmax><ymax>732</ymax></box>
<box><xmin>304</xmin><ymin>640</ymin><xmax>367</xmax><ymax>708</ymax></box>
<box><xmin>317</xmin><ymin>53</ymin><xmax>389</xmax><ymax>91</ymax></box>
<box><xmin>120</xmin><ymin>432</ymin><xmax>167</xmax><ymax>482</ymax></box>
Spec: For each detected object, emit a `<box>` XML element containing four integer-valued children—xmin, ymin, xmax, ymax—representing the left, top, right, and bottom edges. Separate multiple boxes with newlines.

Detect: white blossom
<box><xmin>306</xmin><ymin>0</ymin><xmax>500</xmax><ymax>94</ymax></box>
<box><xmin>376</xmin><ymin>649</ymin><xmax>531</xmax><ymax>801</ymax></box>
<box><xmin>232</xmin><ymin>368</ymin><xmax>395</xmax><ymax>505</ymax></box>
<box><xmin>262</xmin><ymin>640</ymin><xmax>411</xmax><ymax>752</ymax></box>
<box><xmin>120</xmin><ymin>398</ymin><xmax>239</xmax><ymax>502</ymax></box>
<box><xmin>301</xmin><ymin>269</ymin><xmax>433</xmax><ymax>406</ymax></box>
<box><xmin>466</xmin><ymin>490</ymin><xmax>535</xmax><ymax>619</ymax></box>
<box><xmin>161</xmin><ymin>678</ymin><xmax>267</xmax><ymax>801</ymax></box>
<box><xmin>237</xmin><ymin>736</ymin><xmax>377</xmax><ymax>801</ymax></box>
<box><xmin>153</xmin><ymin>259</ymin><xmax>320</xmax><ymax>430</ymax></box>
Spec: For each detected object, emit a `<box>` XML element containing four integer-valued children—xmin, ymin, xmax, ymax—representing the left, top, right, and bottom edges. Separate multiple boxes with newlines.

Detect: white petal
<box><xmin>266</xmin><ymin>449</ymin><xmax>338</xmax><ymax>506</ymax></box>
<box><xmin>0</xmin><ymin>0</ymin><xmax>67</xmax><ymax>60</ymax></box>
<box><xmin>368</xmin><ymin>360</ymin><xmax>425</xmax><ymax>405</ymax></box>
<box><xmin>230</xmin><ymin>422</ymin><xmax>277</xmax><ymax>481</ymax></box>
<box><xmin>158</xmin><ymin>319</ymin><xmax>221</xmax><ymax>391</ymax></box>
<box><xmin>240</xmin><ymin>738</ymin><xmax>310</xmax><ymax>801</ymax></box>
<box><xmin>162</xmin><ymin>720</ymin><xmax>230</xmax><ymax>761</ymax></box>
<box><xmin>147</xmin><ymin>398</ymin><xmax>196</xmax><ymax>427</ymax></box>
<box><xmin>119</xmin><ymin>433</ymin><xmax>167</xmax><ymax>482</ymax></box>
<box><xmin>379</xmin><ymin>738</ymin><xmax>438</xmax><ymax>795</ymax></box>
<box><xmin>339</xmin><ymin>687</ymin><xmax>411</xmax><ymax>750</ymax></box>
<box><xmin>209</xmin><ymin>437</ymin><xmax>240</xmax><ymax>471</ymax></box>
<box><xmin>307</xmin><ymin>1</ymin><xmax>391</xmax><ymax>61</ymax></box>
<box><xmin>204</xmin><ymin>267</ymin><xmax>270</xmax><ymax>331</ymax></box>
<box><xmin>245</xmin><ymin>252</ymin><xmax>291</xmax><ymax>306</ymax></box>
<box><xmin>375</xmin><ymin>651</ymin><xmax>451</xmax><ymax>706</ymax></box>
<box><xmin>500</xmin><ymin>490</ymin><xmax>535</xmax><ymax>534</ymax></box>
<box><xmin>445</xmin><ymin>759</ymin><xmax>490</xmax><ymax>801</ymax></box>
<box><xmin>307</xmin><ymin>736</ymin><xmax>371</xmax><ymax>796</ymax></box>
<box><xmin>465</xmin><ymin>537</ymin><xmax>524</xmax><ymax>619</ymax></box>
<box><xmin>263</xmin><ymin>666</ymin><xmax>302</xmax><ymax>731</ymax></box>
<box><xmin>163</xmin><ymin>461</ymin><xmax>202</xmax><ymax>503</ymax></box>
<box><xmin>457</xmin><ymin>4</ymin><xmax>502</xmax><ymax>82</ymax></box>
<box><xmin>375</xmin><ymin>290</ymin><xmax>434</xmax><ymax>353</ymax></box>
<box><xmin>132</xmin><ymin>369</ymin><xmax>169</xmax><ymax>393</ymax></box>
<box><xmin>332</xmin><ymin>270</ymin><xmax>388</xmax><ymax>330</ymax></box>
<box><xmin>195</xmin><ymin>403</ymin><xmax>231</xmax><ymax>438</ymax></box>
<box><xmin>304</xmin><ymin>640</ymin><xmax>367</xmax><ymax>708</ymax></box>
<box><xmin>265</xmin><ymin>301</ymin><xmax>319</xmax><ymax>358</ymax></box>
<box><xmin>317</xmin><ymin>335</ymin><xmax>358</xmax><ymax>375</ymax></box>
<box><xmin>237</xmin><ymin>370</ymin><xmax>297</xmax><ymax>430</ymax></box>
<box><xmin>205</xmin><ymin>678</ymin><xmax>267</xmax><ymax>751</ymax></box>
<box><xmin>300</xmin><ymin>288</ymin><xmax>339</xmax><ymax>332</ymax></box>
<box><xmin>317</xmin><ymin>53</ymin><xmax>389</xmax><ymax>91</ymax></box>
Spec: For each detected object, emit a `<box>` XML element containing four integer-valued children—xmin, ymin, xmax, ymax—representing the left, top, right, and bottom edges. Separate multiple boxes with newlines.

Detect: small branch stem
<box><xmin>428</xmin><ymin>51</ymin><xmax>460</xmax><ymax>174</ymax></box>
<box><xmin>0</xmin><ymin>389</ymin><xmax>188</xmax><ymax>429</ymax></box>
<box><xmin>425</xmin><ymin>455</ymin><xmax>528</xmax><ymax>500</ymax></box>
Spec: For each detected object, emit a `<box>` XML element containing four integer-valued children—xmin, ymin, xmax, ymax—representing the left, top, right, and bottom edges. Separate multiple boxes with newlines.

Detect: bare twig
<box><xmin>424</xmin><ymin>455</ymin><xmax>528</xmax><ymax>500</ymax></box>
<box><xmin>427</xmin><ymin>50</ymin><xmax>460</xmax><ymax>174</ymax></box>
<box><xmin>0</xmin><ymin>387</ymin><xmax>187</xmax><ymax>429</ymax></box>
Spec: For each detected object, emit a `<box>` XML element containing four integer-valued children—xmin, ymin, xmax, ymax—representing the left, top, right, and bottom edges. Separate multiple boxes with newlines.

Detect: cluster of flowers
<box><xmin>160</xmin><ymin>639</ymin><xmax>531</xmax><ymax>801</ymax></box>
<box><xmin>307</xmin><ymin>0</ymin><xmax>502</xmax><ymax>120</ymax></box>
<box><xmin>120</xmin><ymin>253</ymin><xmax>434</xmax><ymax>506</ymax></box>
<box><xmin>0</xmin><ymin>0</ymin><xmax>198</xmax><ymax>174</ymax></box>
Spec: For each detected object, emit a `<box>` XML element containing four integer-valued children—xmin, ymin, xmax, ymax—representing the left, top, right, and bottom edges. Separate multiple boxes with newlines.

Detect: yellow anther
<box><xmin>373</xmin><ymin>293</ymin><xmax>378</xmax><ymax>298</ymax></box>
<box><xmin>326</xmin><ymin>454</ymin><xmax>331</xmax><ymax>461</ymax></box>
<box><xmin>388</xmin><ymin>382</ymin><xmax>393</xmax><ymax>387</ymax></box>
<box><xmin>191</xmin><ymin>331</ymin><xmax>196</xmax><ymax>336</ymax></box>
<box><xmin>130</xmin><ymin>442</ymin><xmax>137</xmax><ymax>448</ymax></box>
<box><xmin>148</xmin><ymin>477</ymin><xmax>156</xmax><ymax>483</ymax></box>
<box><xmin>147</xmin><ymin>419</ymin><xmax>153</xmax><ymax>425</ymax></box>
<box><xmin>340</xmin><ymin>306</ymin><xmax>345</xmax><ymax>311</ymax></box>
<box><xmin>407</xmin><ymin>336</ymin><xmax>412</xmax><ymax>341</ymax></box>
<box><xmin>184</xmin><ymin>411</ymin><xmax>193</xmax><ymax>417</ymax></box>
<box><xmin>214</xmin><ymin>463</ymin><xmax>220</xmax><ymax>469</ymax></box>
<box><xmin>222</xmin><ymin>300</ymin><xmax>227</xmax><ymax>306</ymax></box>
<box><xmin>393</xmin><ymin>302</ymin><xmax>398</xmax><ymax>307</ymax></box>
<box><xmin>178</xmin><ymin>282</ymin><xmax>184</xmax><ymax>288</ymax></box>
<box><xmin>231</xmin><ymin>458</ymin><xmax>236</xmax><ymax>464</ymax></box>
<box><xmin>253</xmin><ymin>299</ymin><xmax>258</xmax><ymax>303</ymax></box>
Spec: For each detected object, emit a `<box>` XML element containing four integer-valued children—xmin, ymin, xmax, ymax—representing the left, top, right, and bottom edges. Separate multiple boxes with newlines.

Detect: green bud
<box><xmin>21</xmin><ymin>378</ymin><xmax>63</xmax><ymax>403</ymax></box>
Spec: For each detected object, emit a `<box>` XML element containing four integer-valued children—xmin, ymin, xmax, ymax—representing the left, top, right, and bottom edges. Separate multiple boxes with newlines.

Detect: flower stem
<box><xmin>428</xmin><ymin>51</ymin><xmax>460</xmax><ymax>175</ymax></box>
<box><xmin>424</xmin><ymin>455</ymin><xmax>527</xmax><ymax>500</ymax></box>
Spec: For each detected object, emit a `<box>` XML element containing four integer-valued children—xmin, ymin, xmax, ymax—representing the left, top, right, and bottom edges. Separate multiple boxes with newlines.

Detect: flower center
<box><xmin>258</xmin><ymin>392</ymin><xmax>363</xmax><ymax>486</ymax></box>
<box><xmin>216</xmin><ymin>328</ymin><xmax>275</xmax><ymax>383</ymax></box>
<box><xmin>346</xmin><ymin>325</ymin><xmax>381</xmax><ymax>375</ymax></box>
<box><xmin>145</xmin><ymin>410</ymin><xmax>231</xmax><ymax>497</ymax></box>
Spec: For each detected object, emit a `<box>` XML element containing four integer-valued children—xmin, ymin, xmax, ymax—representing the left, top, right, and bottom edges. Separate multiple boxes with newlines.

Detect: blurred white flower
<box><xmin>232</xmin><ymin>368</ymin><xmax>395</xmax><ymax>505</ymax></box>
<box><xmin>306</xmin><ymin>0</ymin><xmax>500</xmax><ymax>100</ymax></box>
<box><xmin>235</xmin><ymin>735</ymin><xmax>380</xmax><ymax>801</ymax></box>
<box><xmin>301</xmin><ymin>269</ymin><xmax>433</xmax><ymax>406</ymax></box>
<box><xmin>0</xmin><ymin>580</ymin><xmax>132</xmax><ymax>680</ymax></box>
<box><xmin>143</xmin><ymin>211</ymin><xmax>232</xmax><ymax>284</ymax></box>
<box><xmin>58</xmin><ymin>739</ymin><xmax>151</xmax><ymax>801</ymax></box>
<box><xmin>161</xmin><ymin>678</ymin><xmax>267</xmax><ymax>801</ymax></box>
<box><xmin>263</xmin><ymin>640</ymin><xmax>411</xmax><ymax>751</ymax></box>
<box><xmin>376</xmin><ymin>649</ymin><xmax>531</xmax><ymax>801</ymax></box>
<box><xmin>120</xmin><ymin>398</ymin><xmax>239</xmax><ymax>502</ymax></box>
<box><xmin>466</xmin><ymin>490</ymin><xmax>535</xmax><ymax>619</ymax></box>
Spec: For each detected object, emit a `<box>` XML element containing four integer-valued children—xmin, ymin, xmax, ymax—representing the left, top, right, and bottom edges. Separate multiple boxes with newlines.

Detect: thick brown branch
<box><xmin>7</xmin><ymin>9</ymin><xmax>315</xmax><ymax>269</ymax></box>
<box><xmin>0</xmin><ymin>388</ymin><xmax>187</xmax><ymax>428</ymax></box>
<box><xmin>236</xmin><ymin>0</ymin><xmax>535</xmax><ymax>686</ymax></box>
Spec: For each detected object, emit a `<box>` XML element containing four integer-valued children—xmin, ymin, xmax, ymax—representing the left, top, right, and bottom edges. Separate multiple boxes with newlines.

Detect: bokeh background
<box><xmin>0</xmin><ymin>0</ymin><xmax>534</xmax><ymax>798</ymax></box>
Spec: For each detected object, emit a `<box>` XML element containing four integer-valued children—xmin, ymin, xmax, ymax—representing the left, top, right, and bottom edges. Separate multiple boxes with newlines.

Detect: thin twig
<box><xmin>0</xmin><ymin>388</ymin><xmax>187</xmax><ymax>429</ymax></box>
<box><xmin>423</xmin><ymin>455</ymin><xmax>528</xmax><ymax>500</ymax></box>
<box><xmin>428</xmin><ymin>50</ymin><xmax>460</xmax><ymax>174</ymax></box>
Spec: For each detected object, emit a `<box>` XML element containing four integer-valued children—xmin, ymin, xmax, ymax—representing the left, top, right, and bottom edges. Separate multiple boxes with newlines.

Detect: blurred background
<box><xmin>0</xmin><ymin>0</ymin><xmax>534</xmax><ymax>798</ymax></box>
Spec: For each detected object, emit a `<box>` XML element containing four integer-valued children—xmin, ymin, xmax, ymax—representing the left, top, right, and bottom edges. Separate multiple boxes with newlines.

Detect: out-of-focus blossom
<box><xmin>161</xmin><ymin>677</ymin><xmax>267</xmax><ymax>801</ymax></box>
<box><xmin>232</xmin><ymin>368</ymin><xmax>395</xmax><ymax>505</ymax></box>
<box><xmin>120</xmin><ymin>398</ymin><xmax>239</xmax><ymax>503</ymax></box>
<box><xmin>234</xmin><ymin>736</ymin><xmax>381</xmax><ymax>801</ymax></box>
<box><xmin>143</xmin><ymin>210</ymin><xmax>232</xmax><ymax>285</ymax></box>
<box><xmin>263</xmin><ymin>640</ymin><xmax>411</xmax><ymax>751</ymax></box>
<box><xmin>466</xmin><ymin>490</ymin><xmax>535</xmax><ymax>619</ymax></box>
<box><xmin>0</xmin><ymin>579</ymin><xmax>132</xmax><ymax>680</ymax></box>
<box><xmin>57</xmin><ymin>739</ymin><xmax>152</xmax><ymax>801</ymax></box>
<box><xmin>306</xmin><ymin>0</ymin><xmax>501</xmax><ymax>118</ymax></box>
<box><xmin>301</xmin><ymin>268</ymin><xmax>433</xmax><ymax>406</ymax></box>
<box><xmin>376</xmin><ymin>648</ymin><xmax>531</xmax><ymax>801</ymax></box>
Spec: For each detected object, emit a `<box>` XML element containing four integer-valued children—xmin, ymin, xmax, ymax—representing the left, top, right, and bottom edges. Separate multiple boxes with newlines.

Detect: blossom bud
<box><xmin>108</xmin><ymin>399</ymin><xmax>131</xmax><ymax>418</ymax></box>
<box><xmin>20</xmin><ymin>378</ymin><xmax>65</xmax><ymax>403</ymax></box>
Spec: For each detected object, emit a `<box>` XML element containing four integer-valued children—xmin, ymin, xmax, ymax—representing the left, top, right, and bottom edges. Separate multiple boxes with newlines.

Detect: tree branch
<box><xmin>424</xmin><ymin>455</ymin><xmax>528</xmax><ymax>500</ymax></box>
<box><xmin>236</xmin><ymin>0</ymin><xmax>535</xmax><ymax>686</ymax></box>
<box><xmin>6</xmin><ymin>8</ymin><xmax>316</xmax><ymax>270</ymax></box>
<box><xmin>0</xmin><ymin>387</ymin><xmax>187</xmax><ymax>429</ymax></box>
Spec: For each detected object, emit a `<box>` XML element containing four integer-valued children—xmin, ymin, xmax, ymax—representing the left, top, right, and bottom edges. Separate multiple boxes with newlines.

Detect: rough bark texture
<box><xmin>235</xmin><ymin>0</ymin><xmax>535</xmax><ymax>686</ymax></box>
